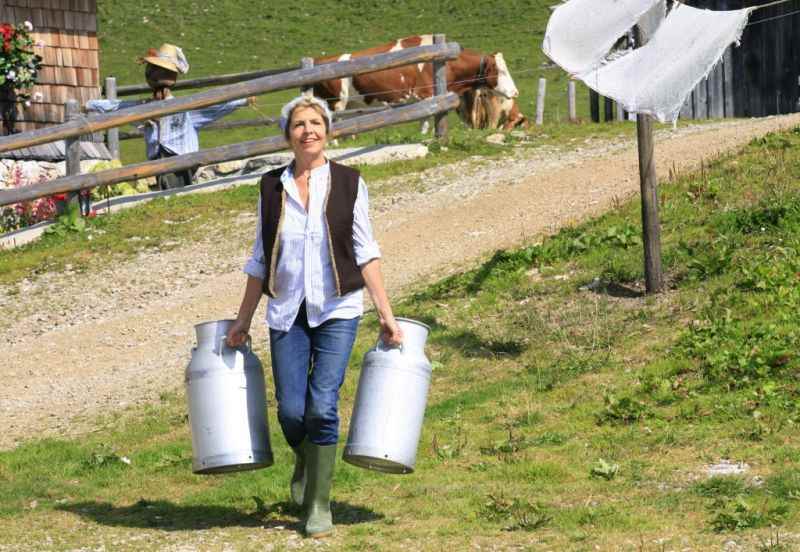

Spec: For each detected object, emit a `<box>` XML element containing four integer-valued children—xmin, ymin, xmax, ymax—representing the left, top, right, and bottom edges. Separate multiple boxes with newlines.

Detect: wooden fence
<box><xmin>0</xmin><ymin>39</ymin><xmax>461</xmax><ymax>208</ymax></box>
<box><xmin>0</xmin><ymin>41</ymin><xmax>459</xmax><ymax>154</ymax></box>
<box><xmin>115</xmin><ymin>105</ymin><xmax>400</xmax><ymax>141</ymax></box>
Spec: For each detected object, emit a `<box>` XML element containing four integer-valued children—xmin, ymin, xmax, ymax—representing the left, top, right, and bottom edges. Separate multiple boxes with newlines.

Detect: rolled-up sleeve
<box><xmin>243</xmin><ymin>197</ymin><xmax>267</xmax><ymax>279</ymax></box>
<box><xmin>353</xmin><ymin>177</ymin><xmax>381</xmax><ymax>266</ymax></box>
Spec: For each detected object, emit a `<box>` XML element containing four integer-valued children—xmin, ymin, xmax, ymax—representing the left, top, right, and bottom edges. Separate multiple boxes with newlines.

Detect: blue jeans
<box><xmin>269</xmin><ymin>303</ymin><xmax>360</xmax><ymax>447</ymax></box>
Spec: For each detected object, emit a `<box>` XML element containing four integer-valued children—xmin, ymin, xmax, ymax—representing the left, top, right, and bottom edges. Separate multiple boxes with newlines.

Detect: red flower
<box><xmin>1</xmin><ymin>23</ymin><xmax>14</xmax><ymax>53</ymax></box>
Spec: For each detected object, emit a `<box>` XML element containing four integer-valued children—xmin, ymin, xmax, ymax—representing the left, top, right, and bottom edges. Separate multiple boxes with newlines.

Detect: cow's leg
<box><xmin>420</xmin><ymin>118</ymin><xmax>431</xmax><ymax>135</ymax></box>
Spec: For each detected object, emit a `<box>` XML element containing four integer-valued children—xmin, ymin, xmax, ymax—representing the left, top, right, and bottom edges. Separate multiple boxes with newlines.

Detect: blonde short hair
<box><xmin>280</xmin><ymin>95</ymin><xmax>332</xmax><ymax>140</ymax></box>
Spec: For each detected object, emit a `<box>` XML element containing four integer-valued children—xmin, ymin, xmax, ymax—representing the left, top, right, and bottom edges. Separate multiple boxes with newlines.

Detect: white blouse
<box><xmin>243</xmin><ymin>162</ymin><xmax>381</xmax><ymax>332</ymax></box>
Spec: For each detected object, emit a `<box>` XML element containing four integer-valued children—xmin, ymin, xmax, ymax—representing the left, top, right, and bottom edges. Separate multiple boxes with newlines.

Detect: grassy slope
<box><xmin>95</xmin><ymin>0</ymin><xmax>577</xmax><ymax>164</ymax></box>
<box><xmin>1</xmin><ymin>125</ymin><xmax>799</xmax><ymax>549</ymax></box>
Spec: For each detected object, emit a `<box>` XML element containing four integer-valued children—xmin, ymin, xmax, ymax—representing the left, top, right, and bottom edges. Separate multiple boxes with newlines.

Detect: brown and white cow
<box><xmin>312</xmin><ymin>35</ymin><xmax>519</xmax><ymax>131</ymax></box>
<box><xmin>458</xmin><ymin>87</ymin><xmax>529</xmax><ymax>131</ymax></box>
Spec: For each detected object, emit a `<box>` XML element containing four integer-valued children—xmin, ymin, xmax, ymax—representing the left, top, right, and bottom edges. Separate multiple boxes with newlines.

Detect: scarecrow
<box><xmin>87</xmin><ymin>44</ymin><xmax>253</xmax><ymax>189</ymax></box>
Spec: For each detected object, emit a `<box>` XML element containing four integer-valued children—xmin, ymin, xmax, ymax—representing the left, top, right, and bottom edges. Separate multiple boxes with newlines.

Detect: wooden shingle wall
<box><xmin>1</xmin><ymin>0</ymin><xmax>100</xmax><ymax>132</ymax></box>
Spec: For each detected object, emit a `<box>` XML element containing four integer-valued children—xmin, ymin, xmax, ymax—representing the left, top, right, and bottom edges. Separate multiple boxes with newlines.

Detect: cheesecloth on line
<box><xmin>543</xmin><ymin>1</ymin><xmax>753</xmax><ymax>123</ymax></box>
<box><xmin>542</xmin><ymin>0</ymin><xmax>663</xmax><ymax>75</ymax></box>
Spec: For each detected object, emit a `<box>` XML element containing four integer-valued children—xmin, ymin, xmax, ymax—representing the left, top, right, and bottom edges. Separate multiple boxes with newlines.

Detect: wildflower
<box><xmin>6</xmin><ymin>70</ymin><xmax>16</xmax><ymax>81</ymax></box>
<box><xmin>24</xmin><ymin>100</ymin><xmax>31</xmax><ymax>107</ymax></box>
<box><xmin>23</xmin><ymin>21</ymin><xmax>33</xmax><ymax>32</ymax></box>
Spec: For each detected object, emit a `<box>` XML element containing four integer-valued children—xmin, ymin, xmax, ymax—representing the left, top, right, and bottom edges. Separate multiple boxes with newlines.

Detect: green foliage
<box><xmin>0</xmin><ymin>22</ymin><xmax>43</xmax><ymax>97</ymax></box>
<box><xmin>431</xmin><ymin>407</ymin><xmax>468</xmax><ymax>461</ymax></box>
<box><xmin>88</xmin><ymin>161</ymin><xmax>151</xmax><ymax>201</ymax></box>
<box><xmin>479</xmin><ymin>427</ymin><xmax>534</xmax><ymax>460</ymax></box>
<box><xmin>43</xmin><ymin>201</ymin><xmax>86</xmax><ymax>237</ymax></box>
<box><xmin>589</xmin><ymin>459</ymin><xmax>619</xmax><ymax>481</ymax></box>
<box><xmin>596</xmin><ymin>394</ymin><xmax>650</xmax><ymax>426</ymax></box>
<box><xmin>682</xmin><ymin>317</ymin><xmax>798</xmax><ymax>389</ymax></box>
<box><xmin>480</xmin><ymin>494</ymin><xmax>552</xmax><ymax>531</ymax></box>
<box><xmin>692</xmin><ymin>476</ymin><xmax>747</xmax><ymax>498</ymax></box>
<box><xmin>766</xmin><ymin>470</ymin><xmax>800</xmax><ymax>502</ymax></box>
<box><xmin>678</xmin><ymin>237</ymin><xmax>736</xmax><ymax>281</ymax></box>
<box><xmin>707</xmin><ymin>496</ymin><xmax>788</xmax><ymax>533</ymax></box>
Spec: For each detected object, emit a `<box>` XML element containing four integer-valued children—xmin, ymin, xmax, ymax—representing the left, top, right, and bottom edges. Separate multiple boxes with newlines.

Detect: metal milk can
<box><xmin>343</xmin><ymin>318</ymin><xmax>432</xmax><ymax>474</ymax></box>
<box><xmin>185</xmin><ymin>319</ymin><xmax>273</xmax><ymax>474</ymax></box>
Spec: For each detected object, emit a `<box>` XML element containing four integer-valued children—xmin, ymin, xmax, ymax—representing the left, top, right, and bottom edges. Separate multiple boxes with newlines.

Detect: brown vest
<box><xmin>259</xmin><ymin>161</ymin><xmax>366</xmax><ymax>298</ymax></box>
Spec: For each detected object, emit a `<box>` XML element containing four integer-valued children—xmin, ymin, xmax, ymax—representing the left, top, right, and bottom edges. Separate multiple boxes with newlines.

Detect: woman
<box><xmin>226</xmin><ymin>95</ymin><xmax>403</xmax><ymax>538</ymax></box>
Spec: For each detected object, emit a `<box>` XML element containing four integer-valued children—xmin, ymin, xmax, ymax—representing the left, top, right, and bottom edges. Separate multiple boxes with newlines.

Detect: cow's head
<box><xmin>487</xmin><ymin>53</ymin><xmax>519</xmax><ymax>100</ymax></box>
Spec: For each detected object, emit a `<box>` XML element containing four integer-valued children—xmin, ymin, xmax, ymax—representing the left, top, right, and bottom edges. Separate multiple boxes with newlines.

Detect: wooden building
<box><xmin>1</xmin><ymin>0</ymin><xmax>110</xmax><ymax>161</ymax></box>
<box><xmin>2</xmin><ymin>0</ymin><xmax>101</xmax><ymax>132</ymax></box>
<box><xmin>682</xmin><ymin>0</ymin><xmax>800</xmax><ymax>119</ymax></box>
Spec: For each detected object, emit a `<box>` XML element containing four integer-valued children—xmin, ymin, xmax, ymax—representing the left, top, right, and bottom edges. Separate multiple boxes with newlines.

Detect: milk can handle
<box><xmin>218</xmin><ymin>335</ymin><xmax>251</xmax><ymax>355</ymax></box>
<box><xmin>376</xmin><ymin>337</ymin><xmax>403</xmax><ymax>353</ymax></box>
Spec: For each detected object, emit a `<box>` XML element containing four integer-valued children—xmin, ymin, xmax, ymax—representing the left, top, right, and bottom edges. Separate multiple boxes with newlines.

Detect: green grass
<box><xmin>2</xmin><ymin>124</ymin><xmax>800</xmax><ymax>549</ymax></box>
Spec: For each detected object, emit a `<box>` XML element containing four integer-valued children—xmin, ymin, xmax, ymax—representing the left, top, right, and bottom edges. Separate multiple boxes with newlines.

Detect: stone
<box><xmin>486</xmin><ymin>133</ymin><xmax>506</xmax><ymax>145</ymax></box>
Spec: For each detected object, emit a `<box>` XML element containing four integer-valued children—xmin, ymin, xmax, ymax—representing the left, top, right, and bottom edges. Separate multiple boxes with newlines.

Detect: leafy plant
<box><xmin>596</xmin><ymin>394</ymin><xmax>650</xmax><ymax>425</ymax></box>
<box><xmin>590</xmin><ymin>458</ymin><xmax>619</xmax><ymax>481</ymax></box>
<box><xmin>480</xmin><ymin>427</ymin><xmax>533</xmax><ymax>460</ymax></box>
<box><xmin>432</xmin><ymin>407</ymin><xmax>468</xmax><ymax>460</ymax></box>
<box><xmin>0</xmin><ymin>21</ymin><xmax>43</xmax><ymax>99</ymax></box>
<box><xmin>707</xmin><ymin>496</ymin><xmax>787</xmax><ymax>532</ymax></box>
<box><xmin>44</xmin><ymin>201</ymin><xmax>87</xmax><ymax>237</ymax></box>
<box><xmin>480</xmin><ymin>493</ymin><xmax>552</xmax><ymax>531</ymax></box>
<box><xmin>82</xmin><ymin>446</ymin><xmax>129</xmax><ymax>470</ymax></box>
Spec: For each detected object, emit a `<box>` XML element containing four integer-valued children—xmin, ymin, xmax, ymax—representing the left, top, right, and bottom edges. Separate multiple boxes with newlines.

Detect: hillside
<box><xmin>1</xmin><ymin>114</ymin><xmax>799</xmax><ymax>550</ymax></box>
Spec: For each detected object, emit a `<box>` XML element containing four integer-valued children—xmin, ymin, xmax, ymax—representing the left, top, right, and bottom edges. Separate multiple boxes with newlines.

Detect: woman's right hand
<box><xmin>226</xmin><ymin>318</ymin><xmax>251</xmax><ymax>347</ymax></box>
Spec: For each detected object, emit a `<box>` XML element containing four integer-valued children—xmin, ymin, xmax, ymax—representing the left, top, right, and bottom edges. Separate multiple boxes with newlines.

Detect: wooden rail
<box><xmin>116</xmin><ymin>106</ymin><xmax>398</xmax><ymax>140</ymax></box>
<box><xmin>113</xmin><ymin>67</ymin><xmax>299</xmax><ymax>97</ymax></box>
<box><xmin>0</xmin><ymin>42</ymin><xmax>461</xmax><ymax>154</ymax></box>
<box><xmin>0</xmin><ymin>94</ymin><xmax>459</xmax><ymax>207</ymax></box>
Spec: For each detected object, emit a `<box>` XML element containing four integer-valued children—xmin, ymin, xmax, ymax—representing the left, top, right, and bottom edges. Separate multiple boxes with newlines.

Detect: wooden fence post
<box><xmin>535</xmin><ymin>77</ymin><xmax>547</xmax><ymax>126</ymax></box>
<box><xmin>64</xmin><ymin>99</ymin><xmax>89</xmax><ymax>216</ymax></box>
<box><xmin>105</xmin><ymin>77</ymin><xmax>120</xmax><ymax>160</ymax></box>
<box><xmin>634</xmin><ymin>27</ymin><xmax>663</xmax><ymax>294</ymax></box>
<box><xmin>590</xmin><ymin>89</ymin><xmax>600</xmax><ymax>123</ymax></box>
<box><xmin>615</xmin><ymin>102</ymin><xmax>625</xmax><ymax>122</ymax></box>
<box><xmin>301</xmin><ymin>57</ymin><xmax>314</xmax><ymax>97</ymax></box>
<box><xmin>603</xmin><ymin>96</ymin><xmax>614</xmax><ymax>122</ymax></box>
<box><xmin>433</xmin><ymin>34</ymin><xmax>448</xmax><ymax>139</ymax></box>
<box><xmin>568</xmin><ymin>81</ymin><xmax>577</xmax><ymax>122</ymax></box>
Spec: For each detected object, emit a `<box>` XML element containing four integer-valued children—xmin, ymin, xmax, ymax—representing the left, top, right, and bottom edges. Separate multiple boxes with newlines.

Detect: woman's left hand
<box><xmin>380</xmin><ymin>316</ymin><xmax>404</xmax><ymax>348</ymax></box>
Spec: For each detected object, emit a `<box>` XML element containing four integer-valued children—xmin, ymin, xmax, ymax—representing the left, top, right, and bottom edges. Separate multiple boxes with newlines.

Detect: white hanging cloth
<box><xmin>543</xmin><ymin>1</ymin><xmax>753</xmax><ymax>123</ymax></box>
<box><xmin>542</xmin><ymin>0</ymin><xmax>663</xmax><ymax>75</ymax></box>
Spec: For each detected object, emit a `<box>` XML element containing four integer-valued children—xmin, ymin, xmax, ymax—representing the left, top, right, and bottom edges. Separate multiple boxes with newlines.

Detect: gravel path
<box><xmin>2</xmin><ymin>114</ymin><xmax>799</xmax><ymax>450</ymax></box>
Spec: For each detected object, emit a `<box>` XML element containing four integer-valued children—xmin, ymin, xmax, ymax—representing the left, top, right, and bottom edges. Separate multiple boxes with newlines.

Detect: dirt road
<box><xmin>2</xmin><ymin>114</ymin><xmax>799</xmax><ymax>450</ymax></box>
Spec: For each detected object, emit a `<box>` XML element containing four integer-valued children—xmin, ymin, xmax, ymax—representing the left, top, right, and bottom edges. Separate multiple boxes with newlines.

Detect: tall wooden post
<box><xmin>635</xmin><ymin>27</ymin><xmax>663</xmax><ymax>293</ymax></box>
<box><xmin>104</xmin><ymin>77</ymin><xmax>120</xmax><ymax>160</ymax></box>
<box><xmin>568</xmin><ymin>81</ymin><xmax>577</xmax><ymax>122</ymax></box>
<box><xmin>433</xmin><ymin>34</ymin><xmax>448</xmax><ymax>139</ymax></box>
<box><xmin>535</xmin><ymin>77</ymin><xmax>547</xmax><ymax>125</ymax></box>
<box><xmin>301</xmin><ymin>57</ymin><xmax>314</xmax><ymax>97</ymax></box>
<box><xmin>604</xmin><ymin>96</ymin><xmax>614</xmax><ymax>122</ymax></box>
<box><xmin>590</xmin><ymin>89</ymin><xmax>600</xmax><ymax>123</ymax></box>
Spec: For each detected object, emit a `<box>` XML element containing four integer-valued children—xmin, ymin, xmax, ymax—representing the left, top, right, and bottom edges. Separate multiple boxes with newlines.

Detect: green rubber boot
<box><xmin>290</xmin><ymin>440</ymin><xmax>307</xmax><ymax>507</ymax></box>
<box><xmin>303</xmin><ymin>443</ymin><xmax>337</xmax><ymax>538</ymax></box>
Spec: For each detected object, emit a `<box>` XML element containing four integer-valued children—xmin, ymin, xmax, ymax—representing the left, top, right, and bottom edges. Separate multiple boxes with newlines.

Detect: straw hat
<box><xmin>140</xmin><ymin>44</ymin><xmax>189</xmax><ymax>75</ymax></box>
